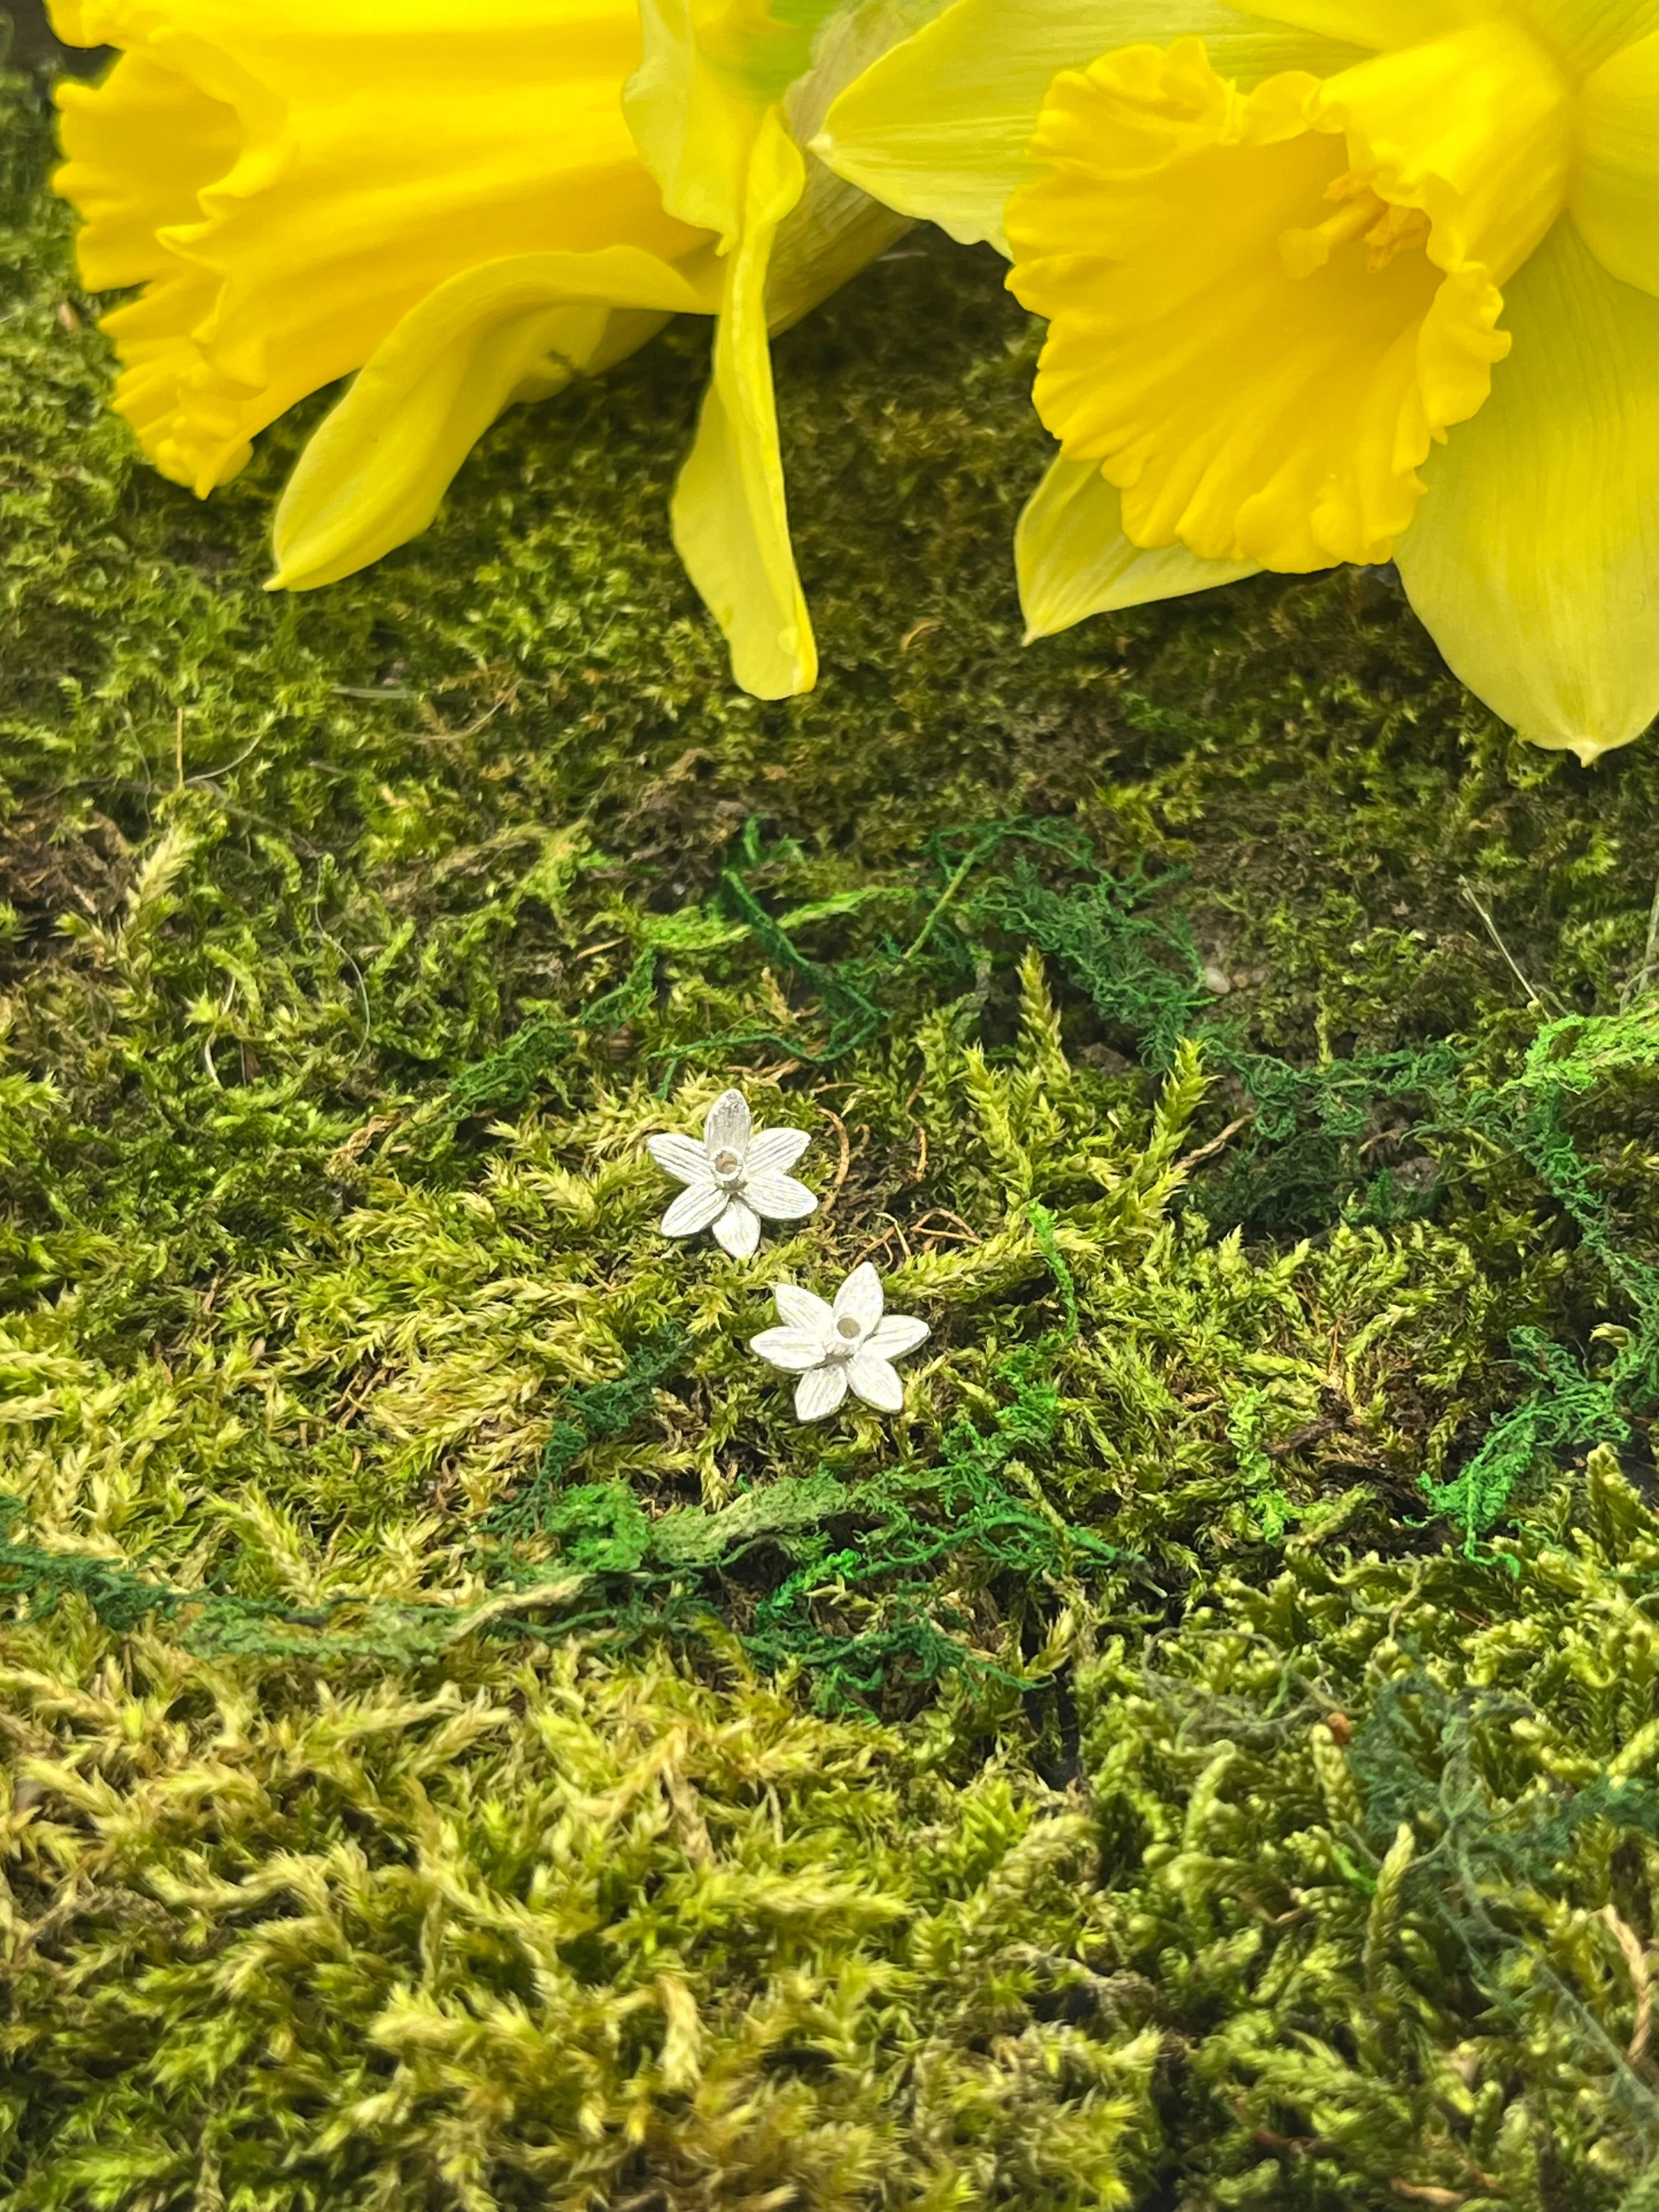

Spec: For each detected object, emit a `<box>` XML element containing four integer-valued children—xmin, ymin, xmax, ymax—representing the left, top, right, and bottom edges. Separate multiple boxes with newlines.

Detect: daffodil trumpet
<box><xmin>820</xmin><ymin>0</ymin><xmax>1659</xmax><ymax>761</ymax></box>
<box><xmin>48</xmin><ymin>0</ymin><xmax>924</xmax><ymax>700</ymax></box>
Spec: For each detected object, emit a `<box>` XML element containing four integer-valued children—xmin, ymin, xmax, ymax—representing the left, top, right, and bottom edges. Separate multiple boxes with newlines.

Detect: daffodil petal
<box><xmin>1018</xmin><ymin>456</ymin><xmax>1259</xmax><ymax>639</ymax></box>
<box><xmin>1575</xmin><ymin>30</ymin><xmax>1659</xmax><ymax>298</ymax></box>
<box><xmin>625</xmin><ymin>0</ymin><xmax>759</xmax><ymax>247</ymax></box>
<box><xmin>1220</xmin><ymin>0</ymin><xmax>1488</xmax><ymax>48</ymax></box>
<box><xmin>751</xmin><ymin>1326</ymin><xmax>827</xmax><ymax>1371</ymax></box>
<box><xmin>648</xmin><ymin>1132</ymin><xmax>710</xmax><ymax>1183</ymax></box>
<box><xmin>625</xmin><ymin>0</ymin><xmax>904</xmax><ymax>326</ymax></box>
<box><xmin>712</xmin><ymin>1197</ymin><xmax>764</xmax><ymax>1259</ymax></box>
<box><xmin>794</xmin><ymin>1363</ymin><xmax>849</xmax><ymax>1422</ymax></box>
<box><xmin>51</xmin><ymin>39</ymin><xmax>247</xmax><ymax>486</ymax></box>
<box><xmin>672</xmin><ymin>105</ymin><xmax>816</xmax><ymax>699</ymax></box>
<box><xmin>662</xmin><ymin>1180</ymin><xmax>726</xmax><ymax>1236</ymax></box>
<box><xmin>1504</xmin><ymin>0</ymin><xmax>1659</xmax><ymax>72</ymax></box>
<box><xmin>1394</xmin><ymin>216</ymin><xmax>1659</xmax><ymax>761</ymax></box>
<box><xmin>816</xmin><ymin>0</ymin><xmax>1367</xmax><ymax>252</ymax></box>
<box><xmin>269</xmin><ymin>246</ymin><xmax>719</xmax><ymax>590</ymax></box>
<box><xmin>1238</xmin><ymin>0</ymin><xmax>1659</xmax><ymax>70</ymax></box>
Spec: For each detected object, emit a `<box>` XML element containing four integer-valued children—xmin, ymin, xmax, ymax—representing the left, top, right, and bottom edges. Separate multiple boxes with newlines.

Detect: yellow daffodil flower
<box><xmin>820</xmin><ymin>1</ymin><xmax>1659</xmax><ymax>760</ymax></box>
<box><xmin>48</xmin><ymin>0</ymin><xmax>918</xmax><ymax>699</ymax></box>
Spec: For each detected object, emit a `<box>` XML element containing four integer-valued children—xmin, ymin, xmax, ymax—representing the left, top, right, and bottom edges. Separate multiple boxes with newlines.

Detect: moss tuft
<box><xmin>4</xmin><ymin>62</ymin><xmax>1659</xmax><ymax>2207</ymax></box>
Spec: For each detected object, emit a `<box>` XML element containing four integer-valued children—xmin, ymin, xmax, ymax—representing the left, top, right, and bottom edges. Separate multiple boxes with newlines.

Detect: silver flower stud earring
<box><xmin>751</xmin><ymin>1262</ymin><xmax>929</xmax><ymax>1423</ymax></box>
<box><xmin>648</xmin><ymin>1087</ymin><xmax>817</xmax><ymax>1260</ymax></box>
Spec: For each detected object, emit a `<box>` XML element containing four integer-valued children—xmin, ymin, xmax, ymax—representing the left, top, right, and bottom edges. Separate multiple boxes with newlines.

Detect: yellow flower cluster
<box><xmin>48</xmin><ymin>0</ymin><xmax>1659</xmax><ymax>758</ymax></box>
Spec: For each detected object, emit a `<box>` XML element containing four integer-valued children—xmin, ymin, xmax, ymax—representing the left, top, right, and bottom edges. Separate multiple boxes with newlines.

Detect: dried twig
<box><xmin>1601</xmin><ymin>1903</ymin><xmax>1654</xmax><ymax>2063</ymax></box>
<box><xmin>814</xmin><ymin>1104</ymin><xmax>852</xmax><ymax>1221</ymax></box>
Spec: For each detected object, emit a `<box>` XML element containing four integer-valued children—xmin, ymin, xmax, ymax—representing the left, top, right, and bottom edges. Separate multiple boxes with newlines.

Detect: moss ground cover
<box><xmin>4</xmin><ymin>58</ymin><xmax>1659</xmax><ymax>2209</ymax></box>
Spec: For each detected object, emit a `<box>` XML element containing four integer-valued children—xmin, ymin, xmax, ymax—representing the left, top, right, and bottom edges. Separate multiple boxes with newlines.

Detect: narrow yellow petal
<box><xmin>628</xmin><ymin>2</ymin><xmax>919</xmax><ymax>696</ymax></box>
<box><xmin>1394</xmin><ymin>218</ymin><xmax>1659</xmax><ymax>761</ymax></box>
<box><xmin>1018</xmin><ymin>458</ymin><xmax>1257</xmax><ymax>639</ymax></box>
<box><xmin>625</xmin><ymin>0</ymin><xmax>761</xmax><ymax>246</ymax></box>
<box><xmin>627</xmin><ymin>0</ymin><xmax>840</xmax><ymax>248</ymax></box>
<box><xmin>1575</xmin><ymin>30</ymin><xmax>1659</xmax><ymax>298</ymax></box>
<box><xmin>1235</xmin><ymin>2</ymin><xmax>1659</xmax><ymax>74</ymax></box>
<box><xmin>270</xmin><ymin>247</ymin><xmax>721</xmax><ymax>591</ymax></box>
<box><xmin>1220</xmin><ymin>0</ymin><xmax>1494</xmax><ymax>46</ymax></box>
<box><xmin>1501</xmin><ymin>0</ymin><xmax>1659</xmax><ymax>71</ymax></box>
<box><xmin>816</xmin><ymin>0</ymin><xmax>1368</xmax><ymax>252</ymax></box>
<box><xmin>672</xmin><ymin>108</ymin><xmax>816</xmax><ymax>698</ymax></box>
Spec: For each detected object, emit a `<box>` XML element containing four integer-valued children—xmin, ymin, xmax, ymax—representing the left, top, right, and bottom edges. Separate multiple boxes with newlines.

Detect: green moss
<box><xmin>3</xmin><ymin>57</ymin><xmax>1659</xmax><ymax>2207</ymax></box>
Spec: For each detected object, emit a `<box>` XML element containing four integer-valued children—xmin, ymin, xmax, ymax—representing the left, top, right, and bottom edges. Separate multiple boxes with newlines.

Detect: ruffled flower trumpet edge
<box><xmin>648</xmin><ymin>1087</ymin><xmax>816</xmax><ymax>1260</ymax></box>
<box><xmin>751</xmin><ymin>1263</ymin><xmax>929</xmax><ymax>1423</ymax></box>
<box><xmin>816</xmin><ymin>0</ymin><xmax>1659</xmax><ymax>763</ymax></box>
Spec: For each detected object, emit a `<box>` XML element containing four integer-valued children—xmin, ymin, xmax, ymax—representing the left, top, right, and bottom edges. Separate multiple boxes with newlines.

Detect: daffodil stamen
<box><xmin>1281</xmin><ymin>176</ymin><xmax>1432</xmax><ymax>281</ymax></box>
<box><xmin>1279</xmin><ymin>182</ymin><xmax>1389</xmax><ymax>280</ymax></box>
<box><xmin>1364</xmin><ymin>202</ymin><xmax>1432</xmax><ymax>275</ymax></box>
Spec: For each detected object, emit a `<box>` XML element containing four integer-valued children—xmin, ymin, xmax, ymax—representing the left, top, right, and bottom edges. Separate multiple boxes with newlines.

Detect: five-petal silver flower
<box><xmin>648</xmin><ymin>1088</ymin><xmax>816</xmax><ymax>1260</ymax></box>
<box><xmin>751</xmin><ymin>1262</ymin><xmax>929</xmax><ymax>1423</ymax></box>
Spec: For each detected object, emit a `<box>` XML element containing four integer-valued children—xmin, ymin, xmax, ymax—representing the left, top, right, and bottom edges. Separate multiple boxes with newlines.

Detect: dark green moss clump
<box><xmin>4</xmin><ymin>64</ymin><xmax>1659</xmax><ymax>2211</ymax></box>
